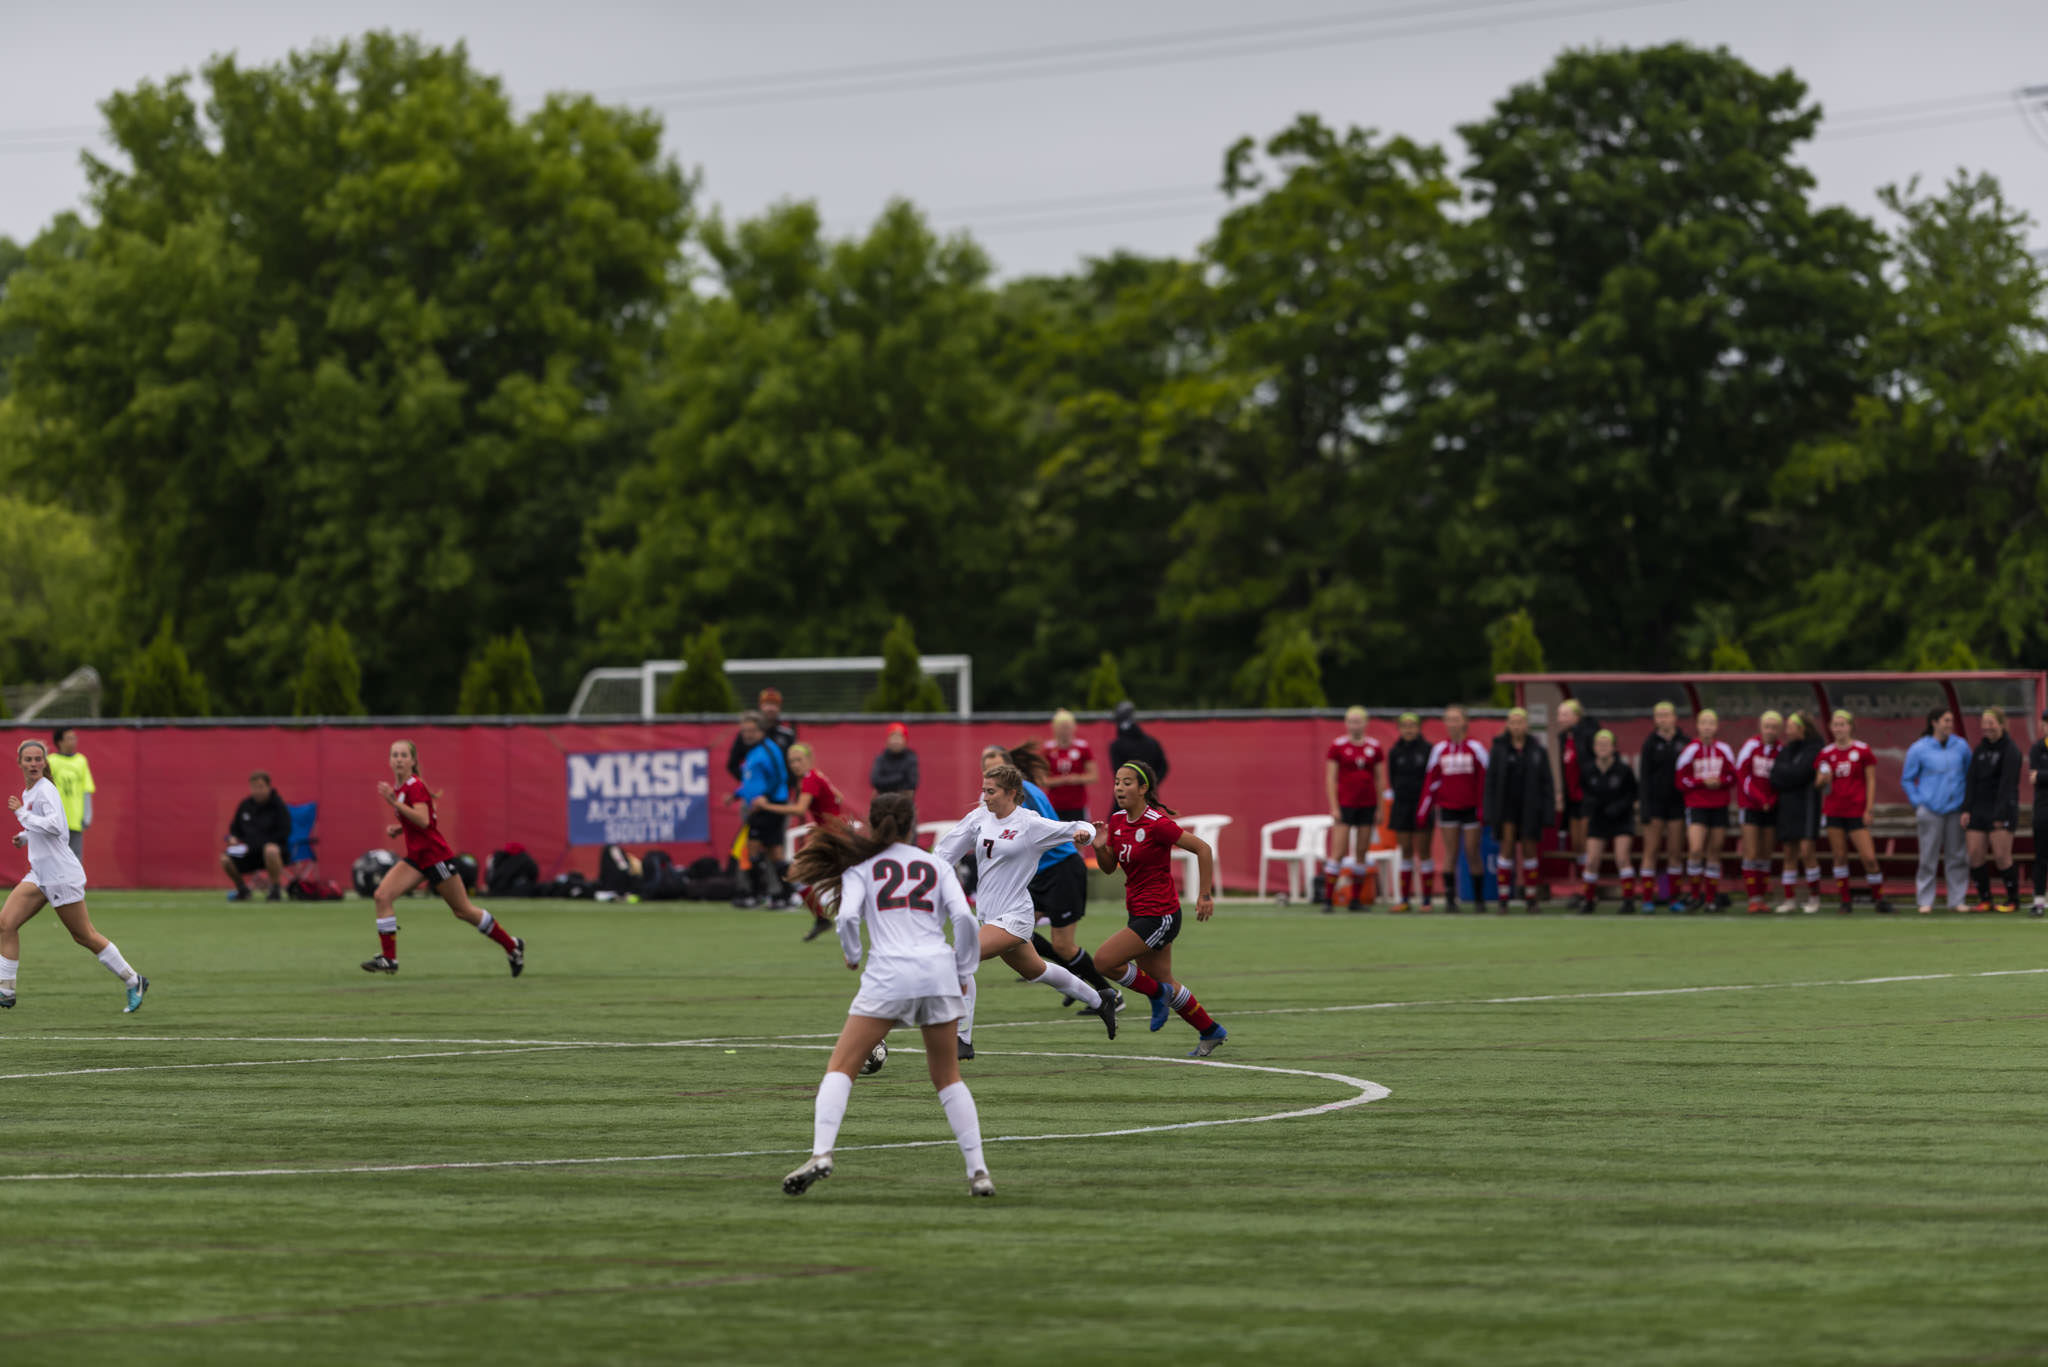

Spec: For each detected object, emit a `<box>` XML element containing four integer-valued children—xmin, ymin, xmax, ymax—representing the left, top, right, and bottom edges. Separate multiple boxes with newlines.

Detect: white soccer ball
<box><xmin>860</xmin><ymin>1041</ymin><xmax>888</xmax><ymax>1076</ymax></box>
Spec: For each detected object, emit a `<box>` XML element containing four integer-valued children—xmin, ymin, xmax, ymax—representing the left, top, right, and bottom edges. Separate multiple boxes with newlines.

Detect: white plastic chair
<box><xmin>1171</xmin><ymin>814</ymin><xmax>1233</xmax><ymax>905</ymax></box>
<box><xmin>916</xmin><ymin>820</ymin><xmax>956</xmax><ymax>852</ymax></box>
<box><xmin>1259</xmin><ymin>815</ymin><xmax>1336</xmax><ymax>902</ymax></box>
<box><xmin>782</xmin><ymin>823</ymin><xmax>814</xmax><ymax>863</ymax></box>
<box><xmin>1364</xmin><ymin>845</ymin><xmax>1401</xmax><ymax>905</ymax></box>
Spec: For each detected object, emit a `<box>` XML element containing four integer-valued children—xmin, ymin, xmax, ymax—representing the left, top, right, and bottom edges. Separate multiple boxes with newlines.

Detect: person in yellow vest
<box><xmin>44</xmin><ymin>727</ymin><xmax>95</xmax><ymax>861</ymax></box>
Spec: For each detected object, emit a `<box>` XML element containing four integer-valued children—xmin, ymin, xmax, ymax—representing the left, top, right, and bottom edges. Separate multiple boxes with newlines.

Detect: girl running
<box><xmin>781</xmin><ymin>793</ymin><xmax>993</xmax><ymax>1199</ymax></box>
<box><xmin>1089</xmin><ymin>760</ymin><xmax>1228</xmax><ymax>1057</ymax></box>
<box><xmin>1962</xmin><ymin>707</ymin><xmax>2023</xmax><ymax>912</ymax></box>
<box><xmin>760</xmin><ymin>743</ymin><xmax>848</xmax><ymax>941</ymax></box>
<box><xmin>978</xmin><ymin>743</ymin><xmax>1115</xmax><ymax>1012</ymax></box>
<box><xmin>1418</xmin><ymin>705</ymin><xmax>1489</xmax><ymax>913</ymax></box>
<box><xmin>3</xmin><ymin>739</ymin><xmax>147</xmax><ymax>1012</ymax></box>
<box><xmin>1771</xmin><ymin>713</ymin><xmax>1824</xmax><ymax>913</ymax></box>
<box><xmin>1484</xmin><ymin>707</ymin><xmax>1552</xmax><ymax>912</ymax></box>
<box><xmin>1816</xmin><ymin>711</ymin><xmax>1890</xmax><ymax>913</ymax></box>
<box><xmin>1579</xmin><ymin>729</ymin><xmax>1638</xmax><ymax>914</ymax></box>
<box><xmin>1674</xmin><ymin>710</ymin><xmax>1738</xmax><ymax>912</ymax></box>
<box><xmin>1638</xmin><ymin>702</ymin><xmax>1689</xmax><ymax>910</ymax></box>
<box><xmin>363</xmin><ymin>739</ymin><xmax>526</xmax><ymax>976</ymax></box>
<box><xmin>1734</xmin><ymin>712</ymin><xmax>1784</xmax><ymax>913</ymax></box>
<box><xmin>1323</xmin><ymin>706</ymin><xmax>1387</xmax><ymax>910</ymax></box>
<box><xmin>1385</xmin><ymin>713</ymin><xmax>1434</xmax><ymax>911</ymax></box>
<box><xmin>933</xmin><ymin>763</ymin><xmax>1116</xmax><ymax>1058</ymax></box>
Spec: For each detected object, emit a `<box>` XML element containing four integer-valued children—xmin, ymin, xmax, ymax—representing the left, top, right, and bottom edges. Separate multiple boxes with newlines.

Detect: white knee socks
<box><xmin>811</xmin><ymin>1070</ymin><xmax>853</xmax><ymax>1156</ymax></box>
<box><xmin>1030</xmin><ymin>962</ymin><xmax>1100</xmax><ymax>1009</ymax></box>
<box><xmin>937</xmin><ymin>1080</ymin><xmax>987</xmax><ymax>1177</ymax></box>
<box><xmin>96</xmin><ymin>942</ymin><xmax>139</xmax><ymax>987</ymax></box>
<box><xmin>957</xmin><ymin>977</ymin><xmax>977</xmax><ymax>1045</ymax></box>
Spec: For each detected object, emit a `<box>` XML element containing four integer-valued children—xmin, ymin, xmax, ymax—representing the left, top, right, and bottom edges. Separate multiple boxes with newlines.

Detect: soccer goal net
<box><xmin>568</xmin><ymin>656</ymin><xmax>975</xmax><ymax>718</ymax></box>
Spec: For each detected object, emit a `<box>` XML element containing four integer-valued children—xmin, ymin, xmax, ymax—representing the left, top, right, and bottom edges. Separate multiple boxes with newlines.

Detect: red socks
<box><xmin>379</xmin><ymin>930</ymin><xmax>398</xmax><ymax>959</ymax></box>
<box><xmin>1167</xmin><ymin>983</ymin><xmax>1217</xmax><ymax>1034</ymax></box>
<box><xmin>1119</xmin><ymin>965</ymin><xmax>1164</xmax><ymax>998</ymax></box>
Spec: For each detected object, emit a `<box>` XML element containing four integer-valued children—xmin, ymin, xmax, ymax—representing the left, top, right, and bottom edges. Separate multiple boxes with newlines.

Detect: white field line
<box><xmin>0</xmin><ymin>1044</ymin><xmax>586</xmax><ymax>1081</ymax></box>
<box><xmin>0</xmin><ymin>1048</ymin><xmax>1386</xmax><ymax>1182</ymax></box>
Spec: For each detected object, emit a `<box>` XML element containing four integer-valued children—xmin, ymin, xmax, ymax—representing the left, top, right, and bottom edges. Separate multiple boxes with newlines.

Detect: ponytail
<box><xmin>789</xmin><ymin>793</ymin><xmax>919</xmax><ymax>907</ymax></box>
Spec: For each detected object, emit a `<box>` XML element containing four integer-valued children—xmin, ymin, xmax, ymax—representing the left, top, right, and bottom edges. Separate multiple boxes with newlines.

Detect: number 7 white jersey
<box><xmin>933</xmin><ymin>803</ymin><xmax>1095</xmax><ymax>937</ymax></box>
<box><xmin>837</xmin><ymin>842</ymin><xmax>980</xmax><ymax>998</ymax></box>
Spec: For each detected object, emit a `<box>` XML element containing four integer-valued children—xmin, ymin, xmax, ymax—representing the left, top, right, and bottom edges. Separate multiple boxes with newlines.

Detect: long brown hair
<box><xmin>1000</xmin><ymin>740</ymin><xmax>1048</xmax><ymax>786</ymax></box>
<box><xmin>789</xmin><ymin>793</ymin><xmax>919</xmax><ymax>905</ymax></box>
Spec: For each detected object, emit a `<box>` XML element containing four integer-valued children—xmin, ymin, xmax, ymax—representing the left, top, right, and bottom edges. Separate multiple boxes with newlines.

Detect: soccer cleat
<box><xmin>1668</xmin><ymin>898</ymin><xmax>1690</xmax><ymax>915</ymax></box>
<box><xmin>266</xmin><ymin>889</ymin><xmax>282</xmax><ymax>903</ymax></box>
<box><xmin>1188</xmin><ymin>1025</ymin><xmax>1228</xmax><ymax>1058</ymax></box>
<box><xmin>730</xmin><ymin>895</ymin><xmax>764</xmax><ymax>909</ymax></box>
<box><xmin>1618</xmin><ymin>898</ymin><xmax>1637</xmax><ymax>916</ymax></box>
<box><xmin>1995</xmin><ymin>901</ymin><xmax>2018</xmax><ymax>915</ymax></box>
<box><xmin>782</xmin><ymin>1154</ymin><xmax>833</xmax><ymax>1196</ymax></box>
<box><xmin>1391</xmin><ymin>901</ymin><xmax>1412</xmax><ymax>914</ymax></box>
<box><xmin>1443</xmin><ymin>900</ymin><xmax>1460</xmax><ymax>914</ymax></box>
<box><xmin>225</xmin><ymin>889</ymin><xmax>251</xmax><ymax>902</ymax></box>
<box><xmin>956</xmin><ymin>1038</ymin><xmax>975</xmax><ymax>1061</ymax></box>
<box><xmin>1523</xmin><ymin>898</ymin><xmax>1540</xmax><ymax>915</ymax></box>
<box><xmin>361</xmin><ymin>955</ymin><xmax>399</xmax><ymax>974</ymax></box>
<box><xmin>508</xmin><ymin>937</ymin><xmax>526</xmax><ymax>977</ymax></box>
<box><xmin>1802</xmin><ymin>899</ymin><xmax>1821</xmax><ymax>915</ymax></box>
<box><xmin>1089</xmin><ymin>992</ymin><xmax>1119</xmax><ymax>1040</ymax></box>
<box><xmin>802</xmin><ymin>917</ymin><xmax>832</xmax><ymax>943</ymax></box>
<box><xmin>968</xmin><ymin>1170</ymin><xmax>995</xmax><ymax>1198</ymax></box>
<box><xmin>123</xmin><ymin>976</ymin><xmax>149</xmax><ymax>1014</ymax></box>
<box><xmin>1776</xmin><ymin>899</ymin><xmax>1799</xmax><ymax>915</ymax></box>
<box><xmin>0</xmin><ymin>988</ymin><xmax>14</xmax><ymax>1009</ymax></box>
<box><xmin>1875</xmin><ymin>899</ymin><xmax>1895</xmax><ymax>915</ymax></box>
<box><xmin>1148</xmin><ymin>991</ymin><xmax>1171</xmax><ymax>1033</ymax></box>
<box><xmin>2032</xmin><ymin>904</ymin><xmax>2046</xmax><ymax>919</ymax></box>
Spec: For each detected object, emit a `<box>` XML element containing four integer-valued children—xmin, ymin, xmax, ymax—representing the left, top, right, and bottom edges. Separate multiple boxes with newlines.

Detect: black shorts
<box><xmin>1127</xmin><ymin>911</ymin><xmax>1182</xmax><ymax>949</ymax></box>
<box><xmin>1052</xmin><ymin>806</ymin><xmax>1089</xmax><ymax>825</ymax></box>
<box><xmin>407</xmin><ymin>857</ymin><xmax>461</xmax><ymax>884</ymax></box>
<box><xmin>1337</xmin><ymin>804</ymin><xmax>1376</xmax><ymax>828</ymax></box>
<box><xmin>1436</xmin><ymin>806</ymin><xmax>1479</xmax><ymax>829</ymax></box>
<box><xmin>746</xmin><ymin>810</ymin><xmax>787</xmax><ymax>848</ymax></box>
<box><xmin>1642</xmin><ymin>790</ymin><xmax>1685</xmax><ymax>822</ymax></box>
<box><xmin>228</xmin><ymin>845</ymin><xmax>276</xmax><ymax>874</ymax></box>
<box><xmin>1685</xmin><ymin>807</ymin><xmax>1730</xmax><ymax>830</ymax></box>
<box><xmin>1587</xmin><ymin>816</ymin><xmax>1636</xmax><ymax>842</ymax></box>
<box><xmin>1388</xmin><ymin>799</ymin><xmax>1427</xmax><ymax>833</ymax></box>
<box><xmin>1777</xmin><ymin>803</ymin><xmax>1819</xmax><ymax>844</ymax></box>
<box><xmin>1967</xmin><ymin>806</ymin><xmax>2018</xmax><ymax>832</ymax></box>
<box><xmin>1029</xmin><ymin>853</ymin><xmax>1088</xmax><ymax>929</ymax></box>
<box><xmin>1822</xmin><ymin>815</ymin><xmax>1864</xmax><ymax>833</ymax></box>
<box><xmin>1561</xmin><ymin>798</ymin><xmax>1583</xmax><ymax>821</ymax></box>
<box><xmin>1741</xmin><ymin>807</ymin><xmax>1779</xmax><ymax>828</ymax></box>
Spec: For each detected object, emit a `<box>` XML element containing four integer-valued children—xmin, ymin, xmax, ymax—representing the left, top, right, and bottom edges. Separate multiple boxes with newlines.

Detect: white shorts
<box><xmin>847</xmin><ymin>988</ymin><xmax>965</xmax><ymax>1028</ymax></box>
<box><xmin>23</xmin><ymin>875</ymin><xmax>85</xmax><ymax>908</ymax></box>
<box><xmin>979</xmin><ymin>902</ymin><xmax>1036</xmax><ymax>943</ymax></box>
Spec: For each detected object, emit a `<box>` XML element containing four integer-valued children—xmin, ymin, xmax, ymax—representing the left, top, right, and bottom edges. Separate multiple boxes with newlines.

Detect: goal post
<box><xmin>568</xmin><ymin>655</ymin><xmax>975</xmax><ymax>719</ymax></box>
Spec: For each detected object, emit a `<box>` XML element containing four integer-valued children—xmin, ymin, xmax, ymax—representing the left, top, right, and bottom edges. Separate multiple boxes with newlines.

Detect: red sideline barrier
<box><xmin>1</xmin><ymin>717</ymin><xmax>1507</xmax><ymax>893</ymax></box>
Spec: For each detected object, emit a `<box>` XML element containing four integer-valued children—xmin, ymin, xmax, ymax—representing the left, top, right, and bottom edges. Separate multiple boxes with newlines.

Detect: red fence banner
<box><xmin>2</xmin><ymin>717</ymin><xmax>1506</xmax><ymax>893</ymax></box>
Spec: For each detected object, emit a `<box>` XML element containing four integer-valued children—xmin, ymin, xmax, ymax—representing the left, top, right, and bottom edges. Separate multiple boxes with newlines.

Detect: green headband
<box><xmin>1118</xmin><ymin>760</ymin><xmax>1156</xmax><ymax>788</ymax></box>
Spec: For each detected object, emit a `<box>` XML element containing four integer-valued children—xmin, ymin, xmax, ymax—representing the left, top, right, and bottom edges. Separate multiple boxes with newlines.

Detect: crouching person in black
<box><xmin>223</xmin><ymin>771</ymin><xmax>292</xmax><ymax>902</ymax></box>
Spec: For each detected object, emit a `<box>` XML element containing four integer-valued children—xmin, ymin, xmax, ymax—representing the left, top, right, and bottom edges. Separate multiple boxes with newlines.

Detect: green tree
<box><xmin>1421</xmin><ymin>44</ymin><xmax>1884</xmax><ymax>677</ymax></box>
<box><xmin>291</xmin><ymin>620</ymin><xmax>367</xmax><ymax>716</ymax></box>
<box><xmin>0</xmin><ymin>492</ymin><xmax>122</xmax><ymax>690</ymax></box>
<box><xmin>1487</xmin><ymin>610</ymin><xmax>1546</xmax><ymax>707</ymax></box>
<box><xmin>119</xmin><ymin>618</ymin><xmax>211</xmax><ymax>717</ymax></box>
<box><xmin>1707</xmin><ymin>638</ymin><xmax>1757</xmax><ymax>672</ymax></box>
<box><xmin>578</xmin><ymin>201</ymin><xmax>1019</xmax><ymax>673</ymax></box>
<box><xmin>0</xmin><ymin>33</ymin><xmax>690</xmax><ymax>711</ymax></box>
<box><xmin>1244</xmin><ymin>628</ymin><xmax>1328</xmax><ymax>708</ymax></box>
<box><xmin>1762</xmin><ymin>173</ymin><xmax>2048</xmax><ymax>668</ymax></box>
<box><xmin>456</xmin><ymin>630</ymin><xmax>545</xmax><ymax>714</ymax></box>
<box><xmin>866</xmin><ymin>617</ymin><xmax>945</xmax><ymax>714</ymax></box>
<box><xmin>659</xmin><ymin>625</ymin><xmax>738</xmax><ymax>714</ymax></box>
<box><xmin>1083</xmin><ymin>651</ymin><xmax>1127</xmax><ymax>710</ymax></box>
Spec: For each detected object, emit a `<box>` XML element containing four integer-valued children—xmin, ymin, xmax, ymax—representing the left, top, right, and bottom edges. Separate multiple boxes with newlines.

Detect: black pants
<box><xmin>2035</xmin><ymin>818</ymin><xmax>2048</xmax><ymax>897</ymax></box>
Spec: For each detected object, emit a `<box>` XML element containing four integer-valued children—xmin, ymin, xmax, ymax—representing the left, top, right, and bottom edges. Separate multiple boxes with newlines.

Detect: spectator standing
<box><xmin>1638</xmin><ymin>702</ymin><xmax>1689</xmax><ymax>907</ymax></box>
<box><xmin>44</xmin><ymin>726</ymin><xmax>95</xmax><ymax>861</ymax></box>
<box><xmin>1770</xmin><ymin>713</ymin><xmax>1825</xmax><ymax>913</ymax></box>
<box><xmin>1900</xmin><ymin>708</ymin><xmax>1969</xmax><ymax>915</ymax></box>
<box><xmin>222</xmin><ymin>771</ymin><xmax>293</xmax><ymax>902</ymax></box>
<box><xmin>727</xmin><ymin>688</ymin><xmax>797</xmax><ymax>782</ymax></box>
<box><xmin>1385</xmin><ymin>713</ymin><xmax>1435</xmax><ymax>911</ymax></box>
<box><xmin>1484</xmin><ymin>707</ymin><xmax>1553</xmax><ymax>912</ymax></box>
<box><xmin>1553</xmin><ymin>699</ymin><xmax>1599</xmax><ymax>856</ymax></box>
<box><xmin>1323</xmin><ymin>706</ymin><xmax>1388</xmax><ymax>910</ymax></box>
<box><xmin>2028</xmin><ymin>714</ymin><xmax>2048</xmax><ymax>917</ymax></box>
<box><xmin>869</xmin><ymin>722</ymin><xmax>921</xmax><ymax>795</ymax></box>
<box><xmin>1106</xmin><ymin>701</ymin><xmax>1169</xmax><ymax>802</ymax></box>
<box><xmin>1962</xmin><ymin>707</ymin><xmax>2024</xmax><ymax>913</ymax></box>
<box><xmin>1041</xmin><ymin>709</ymin><xmax>1097</xmax><ymax>821</ymax></box>
<box><xmin>728</xmin><ymin>711</ymin><xmax>793</xmax><ymax>908</ymax></box>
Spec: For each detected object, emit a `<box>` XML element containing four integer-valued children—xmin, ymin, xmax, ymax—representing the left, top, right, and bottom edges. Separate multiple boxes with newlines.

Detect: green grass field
<box><xmin>2</xmin><ymin>891</ymin><xmax>2046</xmax><ymax>1366</ymax></box>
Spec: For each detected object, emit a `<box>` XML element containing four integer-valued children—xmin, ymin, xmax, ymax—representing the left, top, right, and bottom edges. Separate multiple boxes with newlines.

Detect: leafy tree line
<box><xmin>0</xmin><ymin>34</ymin><xmax>2041</xmax><ymax>716</ymax></box>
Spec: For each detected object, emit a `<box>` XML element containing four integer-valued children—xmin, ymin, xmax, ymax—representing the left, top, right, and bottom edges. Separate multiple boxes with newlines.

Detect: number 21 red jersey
<box><xmin>1107</xmin><ymin>807</ymin><xmax>1183</xmax><ymax>918</ymax></box>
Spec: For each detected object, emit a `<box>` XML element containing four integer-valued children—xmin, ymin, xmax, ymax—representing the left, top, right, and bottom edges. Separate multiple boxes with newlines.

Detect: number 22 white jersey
<box><xmin>836</xmin><ymin>842</ymin><xmax>980</xmax><ymax>999</ymax></box>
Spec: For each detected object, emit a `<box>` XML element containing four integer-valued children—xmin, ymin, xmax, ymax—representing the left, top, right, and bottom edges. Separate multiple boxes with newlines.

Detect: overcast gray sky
<box><xmin>5</xmin><ymin>0</ymin><xmax>2045</xmax><ymax>275</ymax></box>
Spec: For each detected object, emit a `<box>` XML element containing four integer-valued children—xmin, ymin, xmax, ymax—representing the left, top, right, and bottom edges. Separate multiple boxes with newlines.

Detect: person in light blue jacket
<box><xmin>730</xmin><ymin>712</ymin><xmax>792</xmax><ymax>908</ymax></box>
<box><xmin>1901</xmin><ymin>707</ymin><xmax>1970</xmax><ymax>912</ymax></box>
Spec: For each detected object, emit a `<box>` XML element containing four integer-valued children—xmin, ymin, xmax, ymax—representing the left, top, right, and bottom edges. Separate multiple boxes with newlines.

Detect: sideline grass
<box><xmin>2</xmin><ymin>892</ymin><xmax>2046</xmax><ymax>1365</ymax></box>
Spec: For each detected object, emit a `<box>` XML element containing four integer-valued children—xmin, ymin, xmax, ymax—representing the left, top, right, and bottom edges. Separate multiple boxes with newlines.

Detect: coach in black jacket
<box><xmin>222</xmin><ymin>771</ymin><xmax>293</xmax><ymax>901</ymax></box>
<box><xmin>1108</xmin><ymin>701</ymin><xmax>1169</xmax><ymax>786</ymax></box>
<box><xmin>1485</xmin><ymin>710</ymin><xmax>1553</xmax><ymax>908</ymax></box>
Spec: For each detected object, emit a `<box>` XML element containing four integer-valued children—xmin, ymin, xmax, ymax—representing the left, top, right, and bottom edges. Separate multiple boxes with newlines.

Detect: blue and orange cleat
<box><xmin>1188</xmin><ymin>1025</ymin><xmax>1227</xmax><ymax>1058</ymax></box>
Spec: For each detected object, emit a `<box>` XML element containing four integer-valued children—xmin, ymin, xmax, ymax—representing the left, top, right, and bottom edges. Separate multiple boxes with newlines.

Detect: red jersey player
<box><xmin>1323</xmin><ymin>705</ymin><xmax>1388</xmax><ymax>910</ymax></box>
<box><xmin>364</xmin><ymin>739</ymin><xmax>525</xmax><ymax>977</ymax></box>
<box><xmin>1042</xmin><ymin>709</ymin><xmax>1097</xmax><ymax>821</ymax></box>
<box><xmin>1417</xmin><ymin>704</ymin><xmax>1489</xmax><ymax>912</ymax></box>
<box><xmin>1673</xmin><ymin>710</ymin><xmax>1738</xmax><ymax>911</ymax></box>
<box><xmin>762</xmin><ymin>743</ymin><xmax>847</xmax><ymax>942</ymax></box>
<box><xmin>1817</xmin><ymin>710</ymin><xmax>1889</xmax><ymax>912</ymax></box>
<box><xmin>1089</xmin><ymin>760</ymin><xmax>1227</xmax><ymax>1056</ymax></box>
<box><xmin>1733</xmin><ymin>711</ymin><xmax>1784</xmax><ymax>912</ymax></box>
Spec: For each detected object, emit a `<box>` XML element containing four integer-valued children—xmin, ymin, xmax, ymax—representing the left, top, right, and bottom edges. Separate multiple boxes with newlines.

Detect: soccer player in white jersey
<box><xmin>780</xmin><ymin>793</ymin><xmax>994</xmax><ymax>1197</ymax></box>
<box><xmin>934</xmin><ymin>763</ymin><xmax>1118</xmax><ymax>1057</ymax></box>
<box><xmin>3</xmin><ymin>738</ymin><xmax>147</xmax><ymax>1012</ymax></box>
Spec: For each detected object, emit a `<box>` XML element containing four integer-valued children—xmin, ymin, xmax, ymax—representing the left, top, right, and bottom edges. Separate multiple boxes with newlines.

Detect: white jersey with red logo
<box><xmin>1417</xmin><ymin>738</ymin><xmax>1489</xmax><ymax>820</ymax></box>
<box><xmin>1674</xmin><ymin>740</ymin><xmax>1738</xmax><ymax>809</ymax></box>
<box><xmin>1734</xmin><ymin>738</ymin><xmax>1781</xmax><ymax>811</ymax></box>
